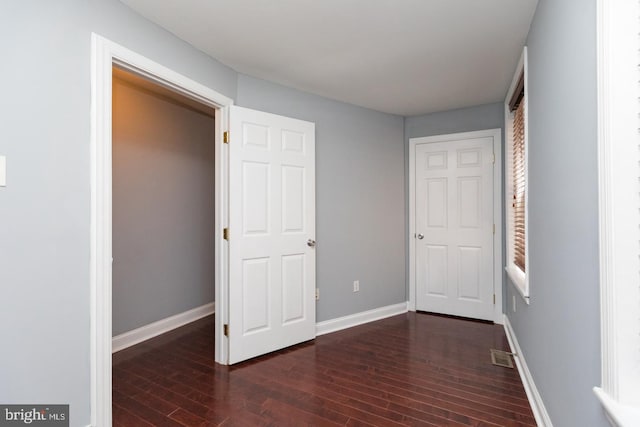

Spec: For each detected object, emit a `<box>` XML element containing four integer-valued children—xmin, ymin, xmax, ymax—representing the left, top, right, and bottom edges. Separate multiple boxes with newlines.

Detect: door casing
<box><xmin>408</xmin><ymin>129</ymin><xmax>503</xmax><ymax>323</ymax></box>
<box><xmin>90</xmin><ymin>33</ymin><xmax>232</xmax><ymax>427</ymax></box>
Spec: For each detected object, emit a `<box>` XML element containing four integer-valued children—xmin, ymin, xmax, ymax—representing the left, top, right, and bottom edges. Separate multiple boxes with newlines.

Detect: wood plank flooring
<box><xmin>112</xmin><ymin>312</ymin><xmax>536</xmax><ymax>426</ymax></box>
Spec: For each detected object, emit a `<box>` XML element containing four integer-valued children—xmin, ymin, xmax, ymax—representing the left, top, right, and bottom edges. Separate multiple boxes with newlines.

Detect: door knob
<box><xmin>417</xmin><ymin>234</ymin><xmax>424</xmax><ymax>240</ymax></box>
<box><xmin>307</xmin><ymin>239</ymin><xmax>316</xmax><ymax>247</ymax></box>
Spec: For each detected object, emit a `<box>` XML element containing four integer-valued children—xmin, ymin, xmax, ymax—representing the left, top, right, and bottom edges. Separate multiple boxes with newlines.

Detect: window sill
<box><xmin>594</xmin><ymin>387</ymin><xmax>640</xmax><ymax>427</ymax></box>
<box><xmin>505</xmin><ymin>264</ymin><xmax>530</xmax><ymax>304</ymax></box>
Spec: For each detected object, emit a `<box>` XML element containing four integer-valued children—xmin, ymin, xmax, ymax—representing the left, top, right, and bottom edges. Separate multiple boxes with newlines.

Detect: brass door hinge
<box><xmin>223</xmin><ymin>324</ymin><xmax>229</xmax><ymax>336</ymax></box>
<box><xmin>223</xmin><ymin>131</ymin><xmax>229</xmax><ymax>144</ymax></box>
<box><xmin>223</xmin><ymin>228</ymin><xmax>229</xmax><ymax>240</ymax></box>
<box><xmin>493</xmin><ymin>294</ymin><xmax>496</xmax><ymax>304</ymax></box>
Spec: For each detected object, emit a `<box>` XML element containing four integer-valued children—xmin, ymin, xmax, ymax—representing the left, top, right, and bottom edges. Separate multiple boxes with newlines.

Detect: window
<box><xmin>505</xmin><ymin>47</ymin><xmax>529</xmax><ymax>301</ymax></box>
<box><xmin>510</xmin><ymin>77</ymin><xmax>526</xmax><ymax>273</ymax></box>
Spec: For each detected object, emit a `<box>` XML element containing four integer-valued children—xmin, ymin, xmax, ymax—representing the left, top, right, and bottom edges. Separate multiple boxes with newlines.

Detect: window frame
<box><xmin>504</xmin><ymin>47</ymin><xmax>530</xmax><ymax>303</ymax></box>
<box><xmin>594</xmin><ymin>0</ymin><xmax>640</xmax><ymax>424</ymax></box>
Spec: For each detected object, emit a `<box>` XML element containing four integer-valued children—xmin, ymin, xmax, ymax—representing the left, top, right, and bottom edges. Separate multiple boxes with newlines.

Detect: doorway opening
<box><xmin>90</xmin><ymin>34</ymin><xmax>232</xmax><ymax>426</ymax></box>
<box><xmin>111</xmin><ymin>65</ymin><xmax>216</xmax><ymax>351</ymax></box>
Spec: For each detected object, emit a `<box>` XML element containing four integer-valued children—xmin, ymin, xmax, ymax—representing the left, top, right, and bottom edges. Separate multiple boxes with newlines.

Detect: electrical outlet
<box><xmin>512</xmin><ymin>295</ymin><xmax>517</xmax><ymax>313</ymax></box>
<box><xmin>315</xmin><ymin>288</ymin><xmax>319</xmax><ymax>300</ymax></box>
<box><xmin>353</xmin><ymin>280</ymin><xmax>360</xmax><ymax>292</ymax></box>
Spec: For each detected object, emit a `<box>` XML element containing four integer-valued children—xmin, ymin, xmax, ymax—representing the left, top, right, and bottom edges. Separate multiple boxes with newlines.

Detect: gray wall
<box><xmin>405</xmin><ymin>103</ymin><xmax>504</xmax><ymax>140</ymax></box>
<box><xmin>112</xmin><ymin>77</ymin><xmax>215</xmax><ymax>336</ymax></box>
<box><xmin>404</xmin><ymin>103</ymin><xmax>505</xmax><ymax>304</ymax></box>
<box><xmin>505</xmin><ymin>0</ymin><xmax>606</xmax><ymax>425</ymax></box>
<box><xmin>237</xmin><ymin>74</ymin><xmax>406</xmax><ymax>322</ymax></box>
<box><xmin>0</xmin><ymin>0</ymin><xmax>236</xmax><ymax>424</ymax></box>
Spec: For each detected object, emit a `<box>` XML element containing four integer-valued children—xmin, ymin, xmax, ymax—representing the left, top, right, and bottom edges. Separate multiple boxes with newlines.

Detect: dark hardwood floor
<box><xmin>112</xmin><ymin>312</ymin><xmax>536</xmax><ymax>426</ymax></box>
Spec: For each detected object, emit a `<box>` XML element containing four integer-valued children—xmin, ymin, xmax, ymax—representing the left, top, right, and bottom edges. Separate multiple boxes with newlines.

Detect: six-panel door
<box><xmin>228</xmin><ymin>106</ymin><xmax>316</xmax><ymax>364</ymax></box>
<box><xmin>415</xmin><ymin>137</ymin><xmax>494</xmax><ymax>320</ymax></box>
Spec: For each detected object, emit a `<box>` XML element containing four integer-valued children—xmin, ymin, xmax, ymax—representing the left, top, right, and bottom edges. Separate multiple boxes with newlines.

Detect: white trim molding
<box><xmin>503</xmin><ymin>315</ymin><xmax>553</xmax><ymax>427</ymax></box>
<box><xmin>595</xmin><ymin>0</ymin><xmax>640</xmax><ymax>424</ymax></box>
<box><xmin>316</xmin><ymin>302</ymin><xmax>408</xmax><ymax>336</ymax></box>
<box><xmin>595</xmin><ymin>387</ymin><xmax>640</xmax><ymax>427</ymax></box>
<box><xmin>90</xmin><ymin>33</ymin><xmax>232</xmax><ymax>427</ymax></box>
<box><xmin>408</xmin><ymin>129</ymin><xmax>503</xmax><ymax>324</ymax></box>
<box><xmin>112</xmin><ymin>303</ymin><xmax>215</xmax><ymax>353</ymax></box>
<box><xmin>504</xmin><ymin>47</ymin><xmax>530</xmax><ymax>303</ymax></box>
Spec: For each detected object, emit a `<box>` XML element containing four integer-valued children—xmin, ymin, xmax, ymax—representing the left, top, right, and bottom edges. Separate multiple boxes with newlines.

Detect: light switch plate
<box><xmin>0</xmin><ymin>156</ymin><xmax>5</xmax><ymax>187</ymax></box>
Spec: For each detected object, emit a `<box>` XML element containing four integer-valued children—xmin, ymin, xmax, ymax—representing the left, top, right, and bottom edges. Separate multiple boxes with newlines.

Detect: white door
<box><xmin>228</xmin><ymin>106</ymin><xmax>316</xmax><ymax>364</ymax></box>
<box><xmin>415</xmin><ymin>137</ymin><xmax>494</xmax><ymax>320</ymax></box>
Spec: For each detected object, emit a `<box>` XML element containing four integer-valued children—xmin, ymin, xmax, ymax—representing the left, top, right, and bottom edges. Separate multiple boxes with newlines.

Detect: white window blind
<box><xmin>512</xmin><ymin>94</ymin><xmax>526</xmax><ymax>272</ymax></box>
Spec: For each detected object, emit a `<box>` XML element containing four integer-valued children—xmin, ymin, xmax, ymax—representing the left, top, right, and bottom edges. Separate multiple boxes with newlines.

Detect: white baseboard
<box><xmin>503</xmin><ymin>315</ymin><xmax>553</xmax><ymax>427</ymax></box>
<box><xmin>316</xmin><ymin>302</ymin><xmax>408</xmax><ymax>336</ymax></box>
<box><xmin>112</xmin><ymin>302</ymin><xmax>215</xmax><ymax>353</ymax></box>
<box><xmin>112</xmin><ymin>301</ymin><xmax>406</xmax><ymax>353</ymax></box>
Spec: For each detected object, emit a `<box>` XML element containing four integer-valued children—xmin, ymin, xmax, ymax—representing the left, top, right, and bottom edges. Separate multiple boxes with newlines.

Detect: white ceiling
<box><xmin>120</xmin><ymin>0</ymin><xmax>538</xmax><ymax>116</ymax></box>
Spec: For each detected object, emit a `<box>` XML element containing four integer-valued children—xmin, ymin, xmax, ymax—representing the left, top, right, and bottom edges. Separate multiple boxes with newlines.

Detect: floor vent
<box><xmin>490</xmin><ymin>349</ymin><xmax>514</xmax><ymax>368</ymax></box>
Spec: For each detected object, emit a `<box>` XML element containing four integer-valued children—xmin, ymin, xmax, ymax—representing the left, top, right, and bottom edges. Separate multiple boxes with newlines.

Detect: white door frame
<box><xmin>90</xmin><ymin>34</ymin><xmax>233</xmax><ymax>426</ymax></box>
<box><xmin>408</xmin><ymin>129</ymin><xmax>503</xmax><ymax>323</ymax></box>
